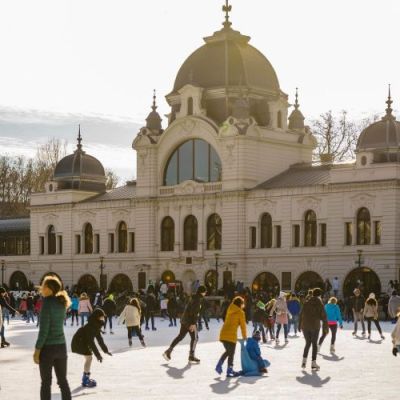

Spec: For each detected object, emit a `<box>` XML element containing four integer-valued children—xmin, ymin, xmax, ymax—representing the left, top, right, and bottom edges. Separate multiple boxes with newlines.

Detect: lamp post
<box><xmin>1</xmin><ymin>259</ymin><xmax>5</xmax><ymax>286</ymax></box>
<box><xmin>214</xmin><ymin>253</ymin><xmax>219</xmax><ymax>295</ymax></box>
<box><xmin>99</xmin><ymin>256</ymin><xmax>105</xmax><ymax>291</ymax></box>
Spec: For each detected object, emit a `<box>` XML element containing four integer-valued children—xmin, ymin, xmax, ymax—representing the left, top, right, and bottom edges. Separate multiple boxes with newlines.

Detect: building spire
<box><xmin>152</xmin><ymin>89</ymin><xmax>157</xmax><ymax>112</ymax></box>
<box><xmin>294</xmin><ymin>87</ymin><xmax>300</xmax><ymax>110</ymax></box>
<box><xmin>77</xmin><ymin>124</ymin><xmax>82</xmax><ymax>151</ymax></box>
<box><xmin>385</xmin><ymin>83</ymin><xmax>393</xmax><ymax>117</ymax></box>
<box><xmin>222</xmin><ymin>0</ymin><xmax>232</xmax><ymax>29</ymax></box>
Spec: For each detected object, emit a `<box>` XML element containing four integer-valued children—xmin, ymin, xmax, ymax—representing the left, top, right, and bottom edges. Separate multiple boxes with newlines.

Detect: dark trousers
<box><xmin>105</xmin><ymin>315</ymin><xmax>113</xmax><ymax>330</ymax></box>
<box><xmin>276</xmin><ymin>323</ymin><xmax>288</xmax><ymax>339</ymax></box>
<box><xmin>127</xmin><ymin>326</ymin><xmax>143</xmax><ymax>340</ymax></box>
<box><xmin>39</xmin><ymin>343</ymin><xmax>71</xmax><ymax>400</ymax></box>
<box><xmin>302</xmin><ymin>329</ymin><xmax>320</xmax><ymax>361</ymax></box>
<box><xmin>70</xmin><ymin>310</ymin><xmax>78</xmax><ymax>325</ymax></box>
<box><xmin>318</xmin><ymin>324</ymin><xmax>338</xmax><ymax>345</ymax></box>
<box><xmin>0</xmin><ymin>324</ymin><xmax>5</xmax><ymax>342</ymax></box>
<box><xmin>169</xmin><ymin>315</ymin><xmax>177</xmax><ymax>326</ymax></box>
<box><xmin>366</xmin><ymin>317</ymin><xmax>382</xmax><ymax>335</ymax></box>
<box><xmin>169</xmin><ymin>324</ymin><xmax>198</xmax><ymax>356</ymax></box>
<box><xmin>218</xmin><ymin>341</ymin><xmax>236</xmax><ymax>367</ymax></box>
<box><xmin>145</xmin><ymin>311</ymin><xmax>155</xmax><ymax>329</ymax></box>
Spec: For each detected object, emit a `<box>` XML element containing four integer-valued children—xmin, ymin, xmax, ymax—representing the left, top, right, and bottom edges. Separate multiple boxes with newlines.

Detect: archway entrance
<box><xmin>343</xmin><ymin>267</ymin><xmax>381</xmax><ymax>298</ymax></box>
<box><xmin>252</xmin><ymin>272</ymin><xmax>280</xmax><ymax>296</ymax></box>
<box><xmin>9</xmin><ymin>271</ymin><xmax>29</xmax><ymax>290</ymax></box>
<box><xmin>295</xmin><ymin>271</ymin><xmax>324</xmax><ymax>294</ymax></box>
<box><xmin>161</xmin><ymin>270</ymin><xmax>176</xmax><ymax>284</ymax></box>
<box><xmin>109</xmin><ymin>274</ymin><xmax>133</xmax><ymax>295</ymax></box>
<box><xmin>76</xmin><ymin>274</ymin><xmax>98</xmax><ymax>295</ymax></box>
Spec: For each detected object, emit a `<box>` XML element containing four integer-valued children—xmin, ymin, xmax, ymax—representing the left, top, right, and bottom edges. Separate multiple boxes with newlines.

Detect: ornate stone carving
<box><xmin>349</xmin><ymin>193</ymin><xmax>375</xmax><ymax>214</ymax></box>
<box><xmin>296</xmin><ymin>196</ymin><xmax>322</xmax><ymax>215</ymax></box>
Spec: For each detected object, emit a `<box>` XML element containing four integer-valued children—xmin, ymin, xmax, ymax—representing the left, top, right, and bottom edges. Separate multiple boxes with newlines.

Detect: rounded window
<box><xmin>164</xmin><ymin>139</ymin><xmax>222</xmax><ymax>186</ymax></box>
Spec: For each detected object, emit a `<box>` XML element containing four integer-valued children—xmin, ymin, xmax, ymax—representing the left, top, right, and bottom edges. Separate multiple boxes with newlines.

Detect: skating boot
<box><xmin>128</xmin><ymin>339</ymin><xmax>132</xmax><ymax>347</ymax></box>
<box><xmin>152</xmin><ymin>327</ymin><xmax>157</xmax><ymax>331</ymax></box>
<box><xmin>140</xmin><ymin>339</ymin><xmax>146</xmax><ymax>347</ymax></box>
<box><xmin>215</xmin><ymin>360</ymin><xmax>223</xmax><ymax>375</ymax></box>
<box><xmin>163</xmin><ymin>349</ymin><xmax>172</xmax><ymax>361</ymax></box>
<box><xmin>188</xmin><ymin>355</ymin><xmax>200</xmax><ymax>363</ymax></box>
<box><xmin>380</xmin><ymin>334</ymin><xmax>385</xmax><ymax>340</ymax></box>
<box><xmin>330</xmin><ymin>344</ymin><xmax>335</xmax><ymax>353</ymax></box>
<box><xmin>110</xmin><ymin>331</ymin><xmax>114</xmax><ymax>335</ymax></box>
<box><xmin>82</xmin><ymin>372</ymin><xmax>97</xmax><ymax>388</ymax></box>
<box><xmin>1</xmin><ymin>340</ymin><xmax>10</xmax><ymax>348</ymax></box>
<box><xmin>226</xmin><ymin>367</ymin><xmax>241</xmax><ymax>377</ymax></box>
<box><xmin>301</xmin><ymin>357</ymin><xmax>307</xmax><ymax>369</ymax></box>
<box><xmin>311</xmin><ymin>361</ymin><xmax>320</xmax><ymax>371</ymax></box>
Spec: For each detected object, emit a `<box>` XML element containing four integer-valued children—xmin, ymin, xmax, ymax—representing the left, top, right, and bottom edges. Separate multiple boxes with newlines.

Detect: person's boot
<box><xmin>82</xmin><ymin>372</ymin><xmax>96</xmax><ymax>388</ymax></box>
<box><xmin>380</xmin><ymin>334</ymin><xmax>385</xmax><ymax>340</ymax></box>
<box><xmin>128</xmin><ymin>338</ymin><xmax>132</xmax><ymax>347</ymax></box>
<box><xmin>311</xmin><ymin>360</ymin><xmax>320</xmax><ymax>371</ymax></box>
<box><xmin>140</xmin><ymin>339</ymin><xmax>146</xmax><ymax>347</ymax></box>
<box><xmin>163</xmin><ymin>349</ymin><xmax>172</xmax><ymax>361</ymax></box>
<box><xmin>152</xmin><ymin>327</ymin><xmax>157</xmax><ymax>331</ymax></box>
<box><xmin>1</xmin><ymin>340</ymin><xmax>10</xmax><ymax>347</ymax></box>
<box><xmin>330</xmin><ymin>344</ymin><xmax>335</xmax><ymax>353</ymax></box>
<box><xmin>301</xmin><ymin>357</ymin><xmax>307</xmax><ymax>369</ymax></box>
<box><xmin>226</xmin><ymin>366</ymin><xmax>241</xmax><ymax>377</ymax></box>
<box><xmin>188</xmin><ymin>355</ymin><xmax>200</xmax><ymax>363</ymax></box>
<box><xmin>215</xmin><ymin>360</ymin><xmax>223</xmax><ymax>375</ymax></box>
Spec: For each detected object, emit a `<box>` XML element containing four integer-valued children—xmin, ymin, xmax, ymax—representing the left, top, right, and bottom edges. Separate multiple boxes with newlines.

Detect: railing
<box><xmin>159</xmin><ymin>182</ymin><xmax>222</xmax><ymax>196</ymax></box>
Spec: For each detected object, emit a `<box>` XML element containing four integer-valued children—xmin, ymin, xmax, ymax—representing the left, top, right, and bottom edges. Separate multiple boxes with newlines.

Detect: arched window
<box><xmin>304</xmin><ymin>210</ymin><xmax>317</xmax><ymax>247</ymax></box>
<box><xmin>187</xmin><ymin>97</ymin><xmax>193</xmax><ymax>115</ymax></box>
<box><xmin>47</xmin><ymin>225</ymin><xmax>56</xmax><ymax>255</ymax></box>
<box><xmin>207</xmin><ymin>213</ymin><xmax>222</xmax><ymax>250</ymax></box>
<box><xmin>277</xmin><ymin>110</ymin><xmax>282</xmax><ymax>128</ymax></box>
<box><xmin>184</xmin><ymin>215</ymin><xmax>198</xmax><ymax>251</ymax></box>
<box><xmin>357</xmin><ymin>207</ymin><xmax>371</xmax><ymax>245</ymax></box>
<box><xmin>118</xmin><ymin>221</ymin><xmax>127</xmax><ymax>253</ymax></box>
<box><xmin>84</xmin><ymin>223</ymin><xmax>93</xmax><ymax>254</ymax></box>
<box><xmin>161</xmin><ymin>217</ymin><xmax>175</xmax><ymax>251</ymax></box>
<box><xmin>164</xmin><ymin>139</ymin><xmax>222</xmax><ymax>186</ymax></box>
<box><xmin>260</xmin><ymin>213</ymin><xmax>272</xmax><ymax>248</ymax></box>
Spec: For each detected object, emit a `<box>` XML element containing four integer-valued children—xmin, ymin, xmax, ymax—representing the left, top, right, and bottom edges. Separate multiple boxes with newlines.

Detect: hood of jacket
<box><xmin>366</xmin><ymin>298</ymin><xmax>377</xmax><ymax>306</ymax></box>
<box><xmin>226</xmin><ymin>303</ymin><xmax>243</xmax><ymax>318</ymax></box>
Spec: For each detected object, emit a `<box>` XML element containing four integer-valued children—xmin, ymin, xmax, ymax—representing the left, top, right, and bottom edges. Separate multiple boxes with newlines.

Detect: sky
<box><xmin>0</xmin><ymin>0</ymin><xmax>399</xmax><ymax>181</ymax></box>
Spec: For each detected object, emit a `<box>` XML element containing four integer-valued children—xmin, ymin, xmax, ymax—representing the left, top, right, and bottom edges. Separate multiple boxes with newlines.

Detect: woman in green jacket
<box><xmin>33</xmin><ymin>275</ymin><xmax>72</xmax><ymax>400</ymax></box>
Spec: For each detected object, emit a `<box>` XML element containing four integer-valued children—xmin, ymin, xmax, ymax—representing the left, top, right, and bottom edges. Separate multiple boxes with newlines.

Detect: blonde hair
<box><xmin>80</xmin><ymin>292</ymin><xmax>88</xmax><ymax>300</ymax></box>
<box><xmin>42</xmin><ymin>276</ymin><xmax>71</xmax><ymax>309</ymax></box>
<box><xmin>328</xmin><ymin>297</ymin><xmax>337</xmax><ymax>304</ymax></box>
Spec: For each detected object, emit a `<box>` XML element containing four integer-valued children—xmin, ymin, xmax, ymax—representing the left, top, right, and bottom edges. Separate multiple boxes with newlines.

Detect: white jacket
<box><xmin>119</xmin><ymin>305</ymin><xmax>141</xmax><ymax>327</ymax></box>
<box><xmin>392</xmin><ymin>318</ymin><xmax>400</xmax><ymax>348</ymax></box>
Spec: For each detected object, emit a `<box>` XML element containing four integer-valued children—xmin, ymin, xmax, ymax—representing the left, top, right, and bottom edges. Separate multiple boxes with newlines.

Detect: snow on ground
<box><xmin>0</xmin><ymin>318</ymin><xmax>397</xmax><ymax>400</ymax></box>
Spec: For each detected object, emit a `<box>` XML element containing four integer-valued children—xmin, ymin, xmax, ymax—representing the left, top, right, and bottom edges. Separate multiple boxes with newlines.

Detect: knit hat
<box><xmin>0</xmin><ymin>287</ymin><xmax>6</xmax><ymax>294</ymax></box>
<box><xmin>252</xmin><ymin>330</ymin><xmax>261</xmax><ymax>341</ymax></box>
<box><xmin>368</xmin><ymin>293</ymin><xmax>376</xmax><ymax>299</ymax></box>
<box><xmin>197</xmin><ymin>285</ymin><xmax>207</xmax><ymax>295</ymax></box>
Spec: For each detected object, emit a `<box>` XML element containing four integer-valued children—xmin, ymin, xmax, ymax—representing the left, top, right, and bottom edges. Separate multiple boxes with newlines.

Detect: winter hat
<box><xmin>312</xmin><ymin>288</ymin><xmax>323</xmax><ymax>297</ymax></box>
<box><xmin>252</xmin><ymin>330</ymin><xmax>261</xmax><ymax>341</ymax></box>
<box><xmin>368</xmin><ymin>293</ymin><xmax>376</xmax><ymax>299</ymax></box>
<box><xmin>197</xmin><ymin>285</ymin><xmax>207</xmax><ymax>295</ymax></box>
<box><xmin>89</xmin><ymin>308</ymin><xmax>106</xmax><ymax>322</ymax></box>
<box><xmin>0</xmin><ymin>287</ymin><xmax>6</xmax><ymax>294</ymax></box>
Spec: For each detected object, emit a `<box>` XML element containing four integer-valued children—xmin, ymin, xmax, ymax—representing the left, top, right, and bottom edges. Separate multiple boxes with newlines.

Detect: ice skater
<box><xmin>245</xmin><ymin>330</ymin><xmax>270</xmax><ymax>374</ymax></box>
<box><xmin>318</xmin><ymin>297</ymin><xmax>343</xmax><ymax>353</ymax></box>
<box><xmin>215</xmin><ymin>296</ymin><xmax>247</xmax><ymax>377</ymax></box>
<box><xmin>392</xmin><ymin>310</ymin><xmax>400</xmax><ymax>356</ymax></box>
<box><xmin>119</xmin><ymin>297</ymin><xmax>146</xmax><ymax>347</ymax></box>
<box><xmin>163</xmin><ymin>285</ymin><xmax>207</xmax><ymax>363</ymax></box>
<box><xmin>71</xmin><ymin>308</ymin><xmax>112</xmax><ymax>387</ymax></box>
<box><xmin>363</xmin><ymin>293</ymin><xmax>385</xmax><ymax>340</ymax></box>
<box><xmin>271</xmin><ymin>291</ymin><xmax>290</xmax><ymax>344</ymax></box>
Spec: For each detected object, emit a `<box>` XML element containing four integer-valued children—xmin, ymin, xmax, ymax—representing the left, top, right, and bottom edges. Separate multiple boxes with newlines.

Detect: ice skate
<box><xmin>128</xmin><ymin>338</ymin><xmax>132</xmax><ymax>347</ymax></box>
<box><xmin>82</xmin><ymin>372</ymin><xmax>97</xmax><ymax>388</ymax></box>
<box><xmin>163</xmin><ymin>349</ymin><xmax>171</xmax><ymax>361</ymax></box>
<box><xmin>215</xmin><ymin>360</ymin><xmax>223</xmax><ymax>375</ymax></box>
<box><xmin>311</xmin><ymin>361</ymin><xmax>320</xmax><ymax>371</ymax></box>
<box><xmin>188</xmin><ymin>355</ymin><xmax>200</xmax><ymax>363</ymax></box>
<box><xmin>330</xmin><ymin>344</ymin><xmax>335</xmax><ymax>353</ymax></box>
<box><xmin>140</xmin><ymin>339</ymin><xmax>146</xmax><ymax>347</ymax></box>
<box><xmin>226</xmin><ymin>366</ymin><xmax>241</xmax><ymax>377</ymax></box>
<box><xmin>301</xmin><ymin>357</ymin><xmax>307</xmax><ymax>369</ymax></box>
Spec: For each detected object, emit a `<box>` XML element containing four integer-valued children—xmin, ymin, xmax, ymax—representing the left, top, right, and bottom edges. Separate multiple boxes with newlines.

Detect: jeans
<box><xmin>276</xmin><ymin>323</ymin><xmax>288</xmax><ymax>339</ymax></box>
<box><xmin>302</xmin><ymin>329</ymin><xmax>320</xmax><ymax>361</ymax></box>
<box><xmin>70</xmin><ymin>310</ymin><xmax>79</xmax><ymax>326</ymax></box>
<box><xmin>366</xmin><ymin>317</ymin><xmax>382</xmax><ymax>335</ymax></box>
<box><xmin>2</xmin><ymin>308</ymin><xmax>9</xmax><ymax>324</ymax></box>
<box><xmin>39</xmin><ymin>343</ymin><xmax>71</xmax><ymax>400</ymax></box>
<box><xmin>253</xmin><ymin>322</ymin><xmax>266</xmax><ymax>342</ymax></box>
<box><xmin>169</xmin><ymin>315</ymin><xmax>177</xmax><ymax>326</ymax></box>
<box><xmin>318</xmin><ymin>324</ymin><xmax>338</xmax><ymax>345</ymax></box>
<box><xmin>0</xmin><ymin>323</ymin><xmax>5</xmax><ymax>342</ymax></box>
<box><xmin>105</xmin><ymin>315</ymin><xmax>113</xmax><ymax>330</ymax></box>
<box><xmin>353</xmin><ymin>311</ymin><xmax>365</xmax><ymax>333</ymax></box>
<box><xmin>145</xmin><ymin>311</ymin><xmax>155</xmax><ymax>329</ymax></box>
<box><xmin>127</xmin><ymin>326</ymin><xmax>144</xmax><ymax>341</ymax></box>
<box><xmin>80</xmin><ymin>312</ymin><xmax>90</xmax><ymax>326</ymax></box>
<box><xmin>169</xmin><ymin>324</ymin><xmax>198</xmax><ymax>356</ymax></box>
<box><xmin>26</xmin><ymin>310</ymin><xmax>35</xmax><ymax>323</ymax></box>
<box><xmin>288</xmin><ymin>315</ymin><xmax>299</xmax><ymax>334</ymax></box>
<box><xmin>219</xmin><ymin>341</ymin><xmax>236</xmax><ymax>367</ymax></box>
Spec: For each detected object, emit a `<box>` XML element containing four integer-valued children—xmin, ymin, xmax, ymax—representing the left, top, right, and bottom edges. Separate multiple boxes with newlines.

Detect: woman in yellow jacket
<box><xmin>216</xmin><ymin>296</ymin><xmax>247</xmax><ymax>377</ymax></box>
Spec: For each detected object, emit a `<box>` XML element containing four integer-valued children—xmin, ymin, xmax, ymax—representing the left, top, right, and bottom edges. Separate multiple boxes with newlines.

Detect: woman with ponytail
<box><xmin>33</xmin><ymin>275</ymin><xmax>72</xmax><ymax>400</ymax></box>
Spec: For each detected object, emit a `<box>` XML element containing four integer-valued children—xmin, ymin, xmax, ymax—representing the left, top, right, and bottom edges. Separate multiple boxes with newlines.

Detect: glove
<box><xmin>393</xmin><ymin>347</ymin><xmax>398</xmax><ymax>357</ymax></box>
<box><xmin>97</xmin><ymin>356</ymin><xmax>103</xmax><ymax>363</ymax></box>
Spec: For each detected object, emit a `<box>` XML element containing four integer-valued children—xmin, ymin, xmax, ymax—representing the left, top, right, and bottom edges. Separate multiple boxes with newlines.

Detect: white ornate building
<box><xmin>1</xmin><ymin>6</ymin><xmax>399</xmax><ymax>297</ymax></box>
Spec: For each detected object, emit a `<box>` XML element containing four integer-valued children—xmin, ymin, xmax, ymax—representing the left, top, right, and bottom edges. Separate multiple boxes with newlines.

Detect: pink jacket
<box><xmin>78</xmin><ymin>299</ymin><xmax>92</xmax><ymax>313</ymax></box>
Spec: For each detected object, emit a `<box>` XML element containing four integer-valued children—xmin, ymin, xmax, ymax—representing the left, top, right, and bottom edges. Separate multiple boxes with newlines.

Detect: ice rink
<box><xmin>0</xmin><ymin>317</ymin><xmax>397</xmax><ymax>399</ymax></box>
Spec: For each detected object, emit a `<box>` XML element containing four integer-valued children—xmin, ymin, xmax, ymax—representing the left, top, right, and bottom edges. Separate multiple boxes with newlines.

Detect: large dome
<box><xmin>173</xmin><ymin>26</ymin><xmax>280</xmax><ymax>94</ymax></box>
<box><xmin>53</xmin><ymin>132</ymin><xmax>106</xmax><ymax>192</ymax></box>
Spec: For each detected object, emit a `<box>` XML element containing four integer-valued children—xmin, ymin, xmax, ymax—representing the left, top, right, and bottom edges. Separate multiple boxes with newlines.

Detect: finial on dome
<box><xmin>146</xmin><ymin>89</ymin><xmax>162</xmax><ymax>131</ymax></box>
<box><xmin>222</xmin><ymin>0</ymin><xmax>232</xmax><ymax>29</ymax></box>
<box><xmin>288</xmin><ymin>88</ymin><xmax>305</xmax><ymax>130</ymax></box>
<box><xmin>294</xmin><ymin>87</ymin><xmax>300</xmax><ymax>110</ymax></box>
<box><xmin>152</xmin><ymin>89</ymin><xmax>157</xmax><ymax>111</ymax></box>
<box><xmin>385</xmin><ymin>83</ymin><xmax>393</xmax><ymax>117</ymax></box>
<box><xmin>77</xmin><ymin>124</ymin><xmax>82</xmax><ymax>150</ymax></box>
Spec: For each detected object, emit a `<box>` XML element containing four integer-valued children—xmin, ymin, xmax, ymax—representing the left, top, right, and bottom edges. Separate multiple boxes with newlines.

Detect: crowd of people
<box><xmin>0</xmin><ymin>277</ymin><xmax>399</xmax><ymax>400</ymax></box>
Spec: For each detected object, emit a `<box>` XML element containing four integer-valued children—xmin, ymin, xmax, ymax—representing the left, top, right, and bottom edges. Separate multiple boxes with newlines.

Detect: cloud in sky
<box><xmin>0</xmin><ymin>107</ymin><xmax>140</xmax><ymax>182</ymax></box>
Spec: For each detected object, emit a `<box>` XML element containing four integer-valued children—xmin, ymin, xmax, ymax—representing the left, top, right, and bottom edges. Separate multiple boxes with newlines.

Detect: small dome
<box><xmin>145</xmin><ymin>90</ymin><xmax>163</xmax><ymax>132</ymax></box>
<box><xmin>357</xmin><ymin>91</ymin><xmax>400</xmax><ymax>151</ymax></box>
<box><xmin>288</xmin><ymin>89</ymin><xmax>305</xmax><ymax>130</ymax></box>
<box><xmin>53</xmin><ymin>129</ymin><xmax>106</xmax><ymax>192</ymax></box>
<box><xmin>173</xmin><ymin>27</ymin><xmax>280</xmax><ymax>94</ymax></box>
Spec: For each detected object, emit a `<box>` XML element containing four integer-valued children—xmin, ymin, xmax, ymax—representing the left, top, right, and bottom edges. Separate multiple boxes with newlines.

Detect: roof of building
<box><xmin>256</xmin><ymin>164</ymin><xmax>332</xmax><ymax>190</ymax></box>
<box><xmin>0</xmin><ymin>218</ymin><xmax>30</xmax><ymax>233</ymax></box>
<box><xmin>173</xmin><ymin>25</ymin><xmax>280</xmax><ymax>94</ymax></box>
<box><xmin>84</xmin><ymin>182</ymin><xmax>136</xmax><ymax>202</ymax></box>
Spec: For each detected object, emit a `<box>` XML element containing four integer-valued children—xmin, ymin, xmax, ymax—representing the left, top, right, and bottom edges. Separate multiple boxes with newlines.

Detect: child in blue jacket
<box><xmin>318</xmin><ymin>297</ymin><xmax>343</xmax><ymax>353</ymax></box>
<box><xmin>245</xmin><ymin>331</ymin><xmax>270</xmax><ymax>374</ymax></box>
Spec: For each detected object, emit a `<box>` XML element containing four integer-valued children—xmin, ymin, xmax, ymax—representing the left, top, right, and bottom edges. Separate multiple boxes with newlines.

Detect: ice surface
<box><xmin>0</xmin><ymin>318</ymin><xmax>397</xmax><ymax>399</ymax></box>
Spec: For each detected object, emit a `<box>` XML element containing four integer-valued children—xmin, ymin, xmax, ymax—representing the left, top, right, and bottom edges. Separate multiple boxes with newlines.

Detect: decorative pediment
<box><xmin>296</xmin><ymin>196</ymin><xmax>322</xmax><ymax>215</ymax></box>
<box><xmin>349</xmin><ymin>193</ymin><xmax>375</xmax><ymax>214</ymax></box>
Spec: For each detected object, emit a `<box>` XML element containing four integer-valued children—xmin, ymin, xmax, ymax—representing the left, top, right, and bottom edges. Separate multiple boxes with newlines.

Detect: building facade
<box><xmin>1</xmin><ymin>8</ymin><xmax>400</xmax><ymax>297</ymax></box>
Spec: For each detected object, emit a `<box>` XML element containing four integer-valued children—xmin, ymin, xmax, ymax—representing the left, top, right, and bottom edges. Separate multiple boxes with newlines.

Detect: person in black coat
<box><xmin>163</xmin><ymin>286</ymin><xmax>207</xmax><ymax>363</ymax></box>
<box><xmin>167</xmin><ymin>293</ymin><xmax>178</xmax><ymax>327</ymax></box>
<box><xmin>0</xmin><ymin>287</ymin><xmax>19</xmax><ymax>347</ymax></box>
<box><xmin>145</xmin><ymin>288</ymin><xmax>157</xmax><ymax>331</ymax></box>
<box><xmin>71</xmin><ymin>308</ymin><xmax>112</xmax><ymax>387</ymax></box>
<box><xmin>102</xmin><ymin>295</ymin><xmax>116</xmax><ymax>334</ymax></box>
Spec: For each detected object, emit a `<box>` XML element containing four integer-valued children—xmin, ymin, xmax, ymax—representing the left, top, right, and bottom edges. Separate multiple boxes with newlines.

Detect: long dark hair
<box><xmin>130</xmin><ymin>297</ymin><xmax>141</xmax><ymax>313</ymax></box>
<box><xmin>42</xmin><ymin>276</ymin><xmax>71</xmax><ymax>309</ymax></box>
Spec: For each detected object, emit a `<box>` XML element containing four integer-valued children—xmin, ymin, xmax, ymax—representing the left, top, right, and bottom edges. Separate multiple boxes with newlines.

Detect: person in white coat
<box><xmin>392</xmin><ymin>311</ymin><xmax>400</xmax><ymax>357</ymax></box>
<box><xmin>119</xmin><ymin>298</ymin><xmax>146</xmax><ymax>347</ymax></box>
